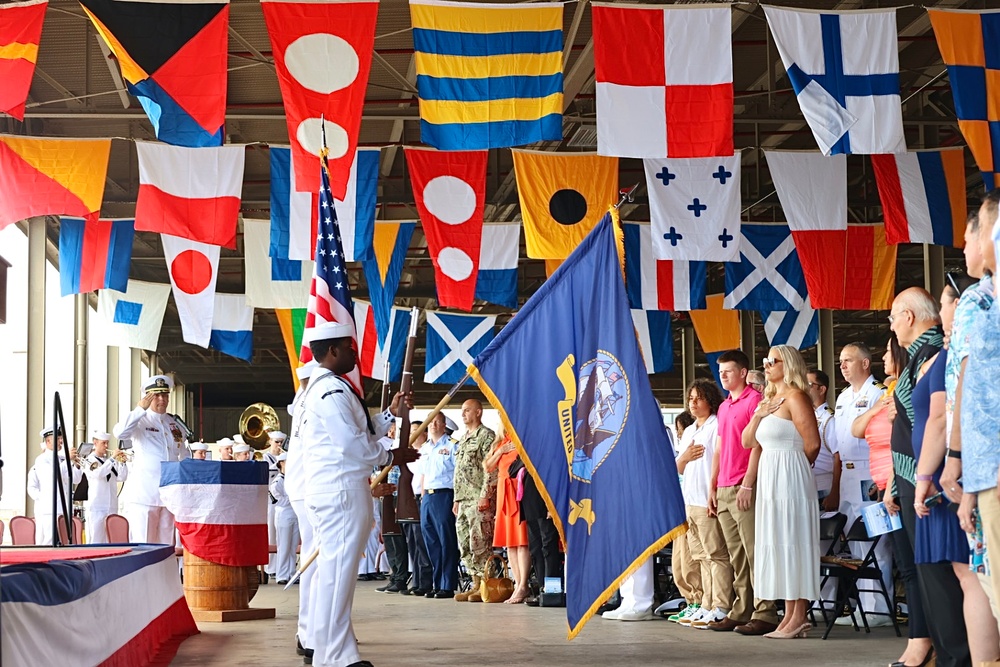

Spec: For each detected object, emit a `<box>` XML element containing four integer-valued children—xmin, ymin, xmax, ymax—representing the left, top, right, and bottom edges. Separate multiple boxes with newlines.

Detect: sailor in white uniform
<box><xmin>113</xmin><ymin>375</ymin><xmax>188</xmax><ymax>544</ymax></box>
<box><xmin>26</xmin><ymin>427</ymin><xmax>82</xmax><ymax>544</ymax></box>
<box><xmin>83</xmin><ymin>430</ymin><xmax>129</xmax><ymax>543</ymax></box>
<box><xmin>269</xmin><ymin>453</ymin><xmax>299</xmax><ymax>584</ymax></box>
<box><xmin>264</xmin><ymin>431</ymin><xmax>287</xmax><ymax>579</ymax></box>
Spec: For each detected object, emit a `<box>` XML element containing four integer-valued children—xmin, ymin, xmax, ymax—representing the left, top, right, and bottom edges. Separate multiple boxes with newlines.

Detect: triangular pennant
<box><xmin>361</xmin><ymin>221</ymin><xmax>414</xmax><ymax>349</ymax></box>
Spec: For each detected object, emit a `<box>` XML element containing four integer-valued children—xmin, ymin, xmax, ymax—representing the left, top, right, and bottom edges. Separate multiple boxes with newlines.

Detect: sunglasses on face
<box><xmin>762</xmin><ymin>357</ymin><xmax>783</xmax><ymax>367</ymax></box>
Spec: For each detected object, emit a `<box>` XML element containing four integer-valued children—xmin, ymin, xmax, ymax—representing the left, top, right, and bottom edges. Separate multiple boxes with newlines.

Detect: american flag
<box><xmin>299</xmin><ymin>154</ymin><xmax>363</xmax><ymax>393</ymax></box>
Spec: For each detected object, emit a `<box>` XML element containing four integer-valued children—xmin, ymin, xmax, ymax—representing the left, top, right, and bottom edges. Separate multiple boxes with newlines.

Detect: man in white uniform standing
<box><xmin>83</xmin><ymin>430</ymin><xmax>129</xmax><ymax>543</ymax></box>
<box><xmin>832</xmin><ymin>343</ymin><xmax>892</xmax><ymax>626</ymax></box>
<box><xmin>113</xmin><ymin>375</ymin><xmax>188</xmax><ymax>544</ymax></box>
<box><xmin>264</xmin><ymin>430</ymin><xmax>286</xmax><ymax>579</ymax></box>
<box><xmin>300</xmin><ymin>322</ymin><xmax>412</xmax><ymax>667</ymax></box>
<box><xmin>26</xmin><ymin>427</ymin><xmax>82</xmax><ymax>544</ymax></box>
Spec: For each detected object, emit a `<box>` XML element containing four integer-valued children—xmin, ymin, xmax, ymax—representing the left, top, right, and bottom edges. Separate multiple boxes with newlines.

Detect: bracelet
<box><xmin>915</xmin><ymin>474</ymin><xmax>934</xmax><ymax>482</ymax></box>
<box><xmin>947</xmin><ymin>450</ymin><xmax>962</xmax><ymax>460</ymax></box>
<box><xmin>739</xmin><ymin>485</ymin><xmax>753</xmax><ymax>492</ymax></box>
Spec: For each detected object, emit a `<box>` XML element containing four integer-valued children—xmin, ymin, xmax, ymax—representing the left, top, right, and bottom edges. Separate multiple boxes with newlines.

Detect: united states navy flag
<box><xmin>469</xmin><ymin>213</ymin><xmax>687</xmax><ymax>638</ymax></box>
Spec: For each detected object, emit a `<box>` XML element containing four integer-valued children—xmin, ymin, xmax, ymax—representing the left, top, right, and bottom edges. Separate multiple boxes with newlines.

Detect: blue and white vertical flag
<box><xmin>209</xmin><ymin>293</ymin><xmax>254</xmax><ymax>362</ymax></box>
<box><xmin>269</xmin><ymin>146</ymin><xmax>317</xmax><ymax>262</ymax></box>
<box><xmin>475</xmin><ymin>222</ymin><xmax>519</xmax><ymax>309</ymax></box>
<box><xmin>424</xmin><ymin>310</ymin><xmax>496</xmax><ymax>385</ymax></box>
<box><xmin>624</xmin><ymin>221</ymin><xmax>707</xmax><ymax>311</ymax></box>
<box><xmin>631</xmin><ymin>309</ymin><xmax>673</xmax><ymax>374</ymax></box>
<box><xmin>97</xmin><ymin>279</ymin><xmax>171</xmax><ymax>351</ymax></box>
<box><xmin>244</xmin><ymin>218</ymin><xmax>312</xmax><ymax>309</ymax></box>
<box><xmin>645</xmin><ymin>154</ymin><xmax>742</xmax><ymax>262</ymax></box>
<box><xmin>760</xmin><ymin>296</ymin><xmax>819</xmax><ymax>350</ymax></box>
<box><xmin>763</xmin><ymin>6</ymin><xmax>904</xmax><ymax>155</ymax></box>
<box><xmin>723</xmin><ymin>224</ymin><xmax>807</xmax><ymax>311</ymax></box>
<box><xmin>334</xmin><ymin>147</ymin><xmax>381</xmax><ymax>262</ymax></box>
<box><xmin>354</xmin><ymin>300</ymin><xmax>411</xmax><ymax>382</ymax></box>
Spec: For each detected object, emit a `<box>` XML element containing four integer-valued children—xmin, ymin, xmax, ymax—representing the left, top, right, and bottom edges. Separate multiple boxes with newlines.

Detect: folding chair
<box><xmin>810</xmin><ymin>512</ymin><xmax>848</xmax><ymax>626</ymax></box>
<box><xmin>818</xmin><ymin>517</ymin><xmax>901</xmax><ymax>640</ymax></box>
<box><xmin>653</xmin><ymin>545</ymin><xmax>683</xmax><ymax>615</ymax></box>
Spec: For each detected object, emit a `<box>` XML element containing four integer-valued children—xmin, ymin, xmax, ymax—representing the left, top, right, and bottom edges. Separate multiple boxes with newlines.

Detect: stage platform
<box><xmin>1</xmin><ymin>544</ymin><xmax>199</xmax><ymax>667</ymax></box>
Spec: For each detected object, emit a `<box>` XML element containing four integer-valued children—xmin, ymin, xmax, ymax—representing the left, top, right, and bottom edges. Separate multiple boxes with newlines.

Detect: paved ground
<box><xmin>171</xmin><ymin>579</ymin><xmax>908</xmax><ymax>666</ymax></box>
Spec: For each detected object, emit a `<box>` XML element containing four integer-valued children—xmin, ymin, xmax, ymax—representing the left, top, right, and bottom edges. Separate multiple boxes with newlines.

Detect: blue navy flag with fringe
<box><xmin>469</xmin><ymin>213</ymin><xmax>687</xmax><ymax>638</ymax></box>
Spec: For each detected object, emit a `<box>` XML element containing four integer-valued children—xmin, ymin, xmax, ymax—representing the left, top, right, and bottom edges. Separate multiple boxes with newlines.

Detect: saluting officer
<box><xmin>84</xmin><ymin>430</ymin><xmax>129</xmax><ymax>543</ymax></box>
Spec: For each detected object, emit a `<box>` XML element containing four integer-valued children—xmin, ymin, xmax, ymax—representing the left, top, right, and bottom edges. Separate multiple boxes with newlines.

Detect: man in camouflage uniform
<box><xmin>452</xmin><ymin>399</ymin><xmax>497</xmax><ymax>602</ymax></box>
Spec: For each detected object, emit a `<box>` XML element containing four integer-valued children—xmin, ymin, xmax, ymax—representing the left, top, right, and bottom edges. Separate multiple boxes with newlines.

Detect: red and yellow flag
<box><xmin>0</xmin><ymin>0</ymin><xmax>46</xmax><ymax>121</ymax></box>
<box><xmin>0</xmin><ymin>135</ymin><xmax>110</xmax><ymax>230</ymax></box>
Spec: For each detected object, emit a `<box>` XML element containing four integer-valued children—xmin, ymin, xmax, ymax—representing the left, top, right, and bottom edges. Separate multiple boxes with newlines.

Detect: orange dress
<box><xmin>493</xmin><ymin>445</ymin><xmax>529</xmax><ymax>547</ymax></box>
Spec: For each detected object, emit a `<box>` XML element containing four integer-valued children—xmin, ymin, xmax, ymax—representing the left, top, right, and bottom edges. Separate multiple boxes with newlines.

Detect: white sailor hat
<box><xmin>143</xmin><ymin>375</ymin><xmax>173</xmax><ymax>394</ymax></box>
<box><xmin>190</xmin><ymin>442</ymin><xmax>209</xmax><ymax>451</ymax></box>
<box><xmin>39</xmin><ymin>426</ymin><xmax>64</xmax><ymax>439</ymax></box>
<box><xmin>269</xmin><ymin>431</ymin><xmax>287</xmax><ymax>442</ymax></box>
<box><xmin>233</xmin><ymin>443</ymin><xmax>252</xmax><ymax>454</ymax></box>
<box><xmin>92</xmin><ymin>430</ymin><xmax>112</xmax><ymax>441</ymax></box>
<box><xmin>444</xmin><ymin>417</ymin><xmax>458</xmax><ymax>432</ymax></box>
<box><xmin>303</xmin><ymin>322</ymin><xmax>354</xmax><ymax>344</ymax></box>
<box><xmin>276</xmin><ymin>452</ymin><xmax>288</xmax><ymax>462</ymax></box>
<box><xmin>296</xmin><ymin>360</ymin><xmax>318</xmax><ymax>380</ymax></box>
<box><xmin>232</xmin><ymin>434</ymin><xmax>246</xmax><ymax>445</ymax></box>
<box><xmin>216</xmin><ymin>437</ymin><xmax>235</xmax><ymax>447</ymax></box>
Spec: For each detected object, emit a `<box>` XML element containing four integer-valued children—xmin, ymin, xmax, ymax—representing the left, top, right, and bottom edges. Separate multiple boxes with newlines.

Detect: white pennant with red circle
<box><xmin>405</xmin><ymin>147</ymin><xmax>487</xmax><ymax>311</ymax></box>
<box><xmin>161</xmin><ymin>233</ymin><xmax>220</xmax><ymax>348</ymax></box>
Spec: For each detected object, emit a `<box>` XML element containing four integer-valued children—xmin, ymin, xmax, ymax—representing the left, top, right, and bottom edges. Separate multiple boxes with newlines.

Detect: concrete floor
<box><xmin>171</xmin><ymin>580</ymin><xmax>908</xmax><ymax>666</ymax></box>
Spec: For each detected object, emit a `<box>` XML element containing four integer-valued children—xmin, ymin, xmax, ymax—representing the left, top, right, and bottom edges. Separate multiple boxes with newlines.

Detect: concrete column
<box><xmin>681</xmin><ymin>325</ymin><xmax>695</xmax><ymax>394</ymax></box>
<box><xmin>73</xmin><ymin>293</ymin><xmax>88</xmax><ymax>446</ymax></box>
<box><xmin>148</xmin><ymin>352</ymin><xmax>158</xmax><ymax>375</ymax></box>
<box><xmin>106</xmin><ymin>346</ymin><xmax>120</xmax><ymax>445</ymax></box>
<box><xmin>740</xmin><ymin>311</ymin><xmax>756</xmax><ymax>368</ymax></box>
<box><xmin>924</xmin><ymin>244</ymin><xmax>945</xmax><ymax>299</ymax></box>
<box><xmin>25</xmin><ymin>218</ymin><xmax>46</xmax><ymax>514</ymax></box>
<box><xmin>818</xmin><ymin>309</ymin><xmax>836</xmax><ymax>404</ymax></box>
<box><xmin>130</xmin><ymin>349</ymin><xmax>142</xmax><ymax>403</ymax></box>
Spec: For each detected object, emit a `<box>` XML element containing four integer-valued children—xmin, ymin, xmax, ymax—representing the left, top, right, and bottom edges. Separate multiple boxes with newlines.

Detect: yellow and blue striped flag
<box><xmin>410</xmin><ymin>0</ymin><xmax>564</xmax><ymax>149</ymax></box>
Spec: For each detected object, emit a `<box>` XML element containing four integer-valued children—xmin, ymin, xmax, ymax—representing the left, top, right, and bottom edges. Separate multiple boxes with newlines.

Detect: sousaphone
<box><xmin>239</xmin><ymin>402</ymin><xmax>280</xmax><ymax>450</ymax></box>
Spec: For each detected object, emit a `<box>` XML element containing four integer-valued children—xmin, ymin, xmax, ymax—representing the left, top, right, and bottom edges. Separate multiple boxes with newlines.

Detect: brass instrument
<box><xmin>113</xmin><ymin>449</ymin><xmax>132</xmax><ymax>464</ymax></box>
<box><xmin>252</xmin><ymin>450</ymin><xmax>264</xmax><ymax>461</ymax></box>
<box><xmin>239</xmin><ymin>402</ymin><xmax>280</xmax><ymax>450</ymax></box>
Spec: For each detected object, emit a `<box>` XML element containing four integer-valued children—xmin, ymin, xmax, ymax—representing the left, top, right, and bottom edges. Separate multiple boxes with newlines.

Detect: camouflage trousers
<box><xmin>456</xmin><ymin>496</ymin><xmax>496</xmax><ymax>577</ymax></box>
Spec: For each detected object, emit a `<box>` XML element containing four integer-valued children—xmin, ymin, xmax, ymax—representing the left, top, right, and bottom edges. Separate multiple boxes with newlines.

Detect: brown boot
<box><xmin>467</xmin><ymin>575</ymin><xmax>483</xmax><ymax>602</ymax></box>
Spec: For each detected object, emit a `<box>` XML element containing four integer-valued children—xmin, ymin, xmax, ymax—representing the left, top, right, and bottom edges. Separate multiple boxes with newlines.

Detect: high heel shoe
<box><xmin>888</xmin><ymin>647</ymin><xmax>934</xmax><ymax>667</ymax></box>
<box><xmin>763</xmin><ymin>622</ymin><xmax>810</xmax><ymax>639</ymax></box>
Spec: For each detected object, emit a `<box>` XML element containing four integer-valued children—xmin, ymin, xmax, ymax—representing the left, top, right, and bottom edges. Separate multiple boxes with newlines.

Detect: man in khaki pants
<box><xmin>707</xmin><ymin>350</ymin><xmax>779</xmax><ymax>635</ymax></box>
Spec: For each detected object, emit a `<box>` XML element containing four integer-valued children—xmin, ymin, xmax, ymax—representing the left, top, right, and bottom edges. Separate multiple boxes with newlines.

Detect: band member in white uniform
<box><xmin>83</xmin><ymin>430</ymin><xmax>129</xmax><ymax>543</ymax></box>
<box><xmin>832</xmin><ymin>344</ymin><xmax>892</xmax><ymax>626</ymax></box>
<box><xmin>269</xmin><ymin>453</ymin><xmax>299</xmax><ymax>584</ymax></box>
<box><xmin>113</xmin><ymin>375</ymin><xmax>188</xmax><ymax>544</ymax></box>
<box><xmin>26</xmin><ymin>427</ymin><xmax>82</xmax><ymax>544</ymax></box>
<box><xmin>216</xmin><ymin>437</ymin><xmax>235</xmax><ymax>461</ymax></box>
<box><xmin>300</xmin><ymin>322</ymin><xmax>412</xmax><ymax>667</ymax></box>
<box><xmin>190</xmin><ymin>442</ymin><xmax>209</xmax><ymax>460</ymax></box>
<box><xmin>264</xmin><ymin>431</ymin><xmax>286</xmax><ymax>579</ymax></box>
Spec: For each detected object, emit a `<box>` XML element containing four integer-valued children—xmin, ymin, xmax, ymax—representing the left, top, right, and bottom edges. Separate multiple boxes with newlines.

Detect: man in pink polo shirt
<box><xmin>706</xmin><ymin>350</ymin><xmax>779</xmax><ymax>636</ymax></box>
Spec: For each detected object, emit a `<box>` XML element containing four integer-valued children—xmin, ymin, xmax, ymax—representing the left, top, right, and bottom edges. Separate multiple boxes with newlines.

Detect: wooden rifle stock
<box><xmin>380</xmin><ymin>360</ymin><xmax>402</xmax><ymax>535</ymax></box>
<box><xmin>392</xmin><ymin>310</ymin><xmax>421</xmax><ymax>522</ymax></box>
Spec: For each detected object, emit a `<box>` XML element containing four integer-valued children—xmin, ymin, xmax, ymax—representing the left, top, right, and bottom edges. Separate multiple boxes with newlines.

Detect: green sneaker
<box><xmin>667</xmin><ymin>603</ymin><xmax>699</xmax><ymax>624</ymax></box>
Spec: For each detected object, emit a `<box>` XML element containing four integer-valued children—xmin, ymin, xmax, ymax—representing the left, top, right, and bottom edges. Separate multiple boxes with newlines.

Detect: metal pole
<box><xmin>924</xmin><ymin>244</ymin><xmax>945</xmax><ymax>298</ymax></box>
<box><xmin>130</xmin><ymin>349</ymin><xmax>142</xmax><ymax>403</ymax></box>
<box><xmin>106</xmin><ymin>346</ymin><xmax>120</xmax><ymax>446</ymax></box>
<box><xmin>25</xmin><ymin>218</ymin><xmax>46</xmax><ymax>516</ymax></box>
<box><xmin>740</xmin><ymin>311</ymin><xmax>756</xmax><ymax>369</ymax></box>
<box><xmin>818</xmin><ymin>310</ymin><xmax>836</xmax><ymax>404</ymax></box>
<box><xmin>681</xmin><ymin>326</ymin><xmax>696</xmax><ymax>393</ymax></box>
<box><xmin>73</xmin><ymin>293</ymin><xmax>88</xmax><ymax>447</ymax></box>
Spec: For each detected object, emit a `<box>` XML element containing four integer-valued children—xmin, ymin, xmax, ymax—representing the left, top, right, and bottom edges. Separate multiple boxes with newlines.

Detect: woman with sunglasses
<box><xmin>742</xmin><ymin>346</ymin><xmax>821</xmax><ymax>639</ymax></box>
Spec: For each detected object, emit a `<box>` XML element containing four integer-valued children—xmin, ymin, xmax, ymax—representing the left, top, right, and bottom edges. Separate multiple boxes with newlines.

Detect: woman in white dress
<box><xmin>742</xmin><ymin>345</ymin><xmax>821</xmax><ymax>639</ymax></box>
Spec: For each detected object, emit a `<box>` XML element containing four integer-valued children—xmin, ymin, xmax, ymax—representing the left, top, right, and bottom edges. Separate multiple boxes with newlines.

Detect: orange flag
<box><xmin>0</xmin><ymin>0</ymin><xmax>46</xmax><ymax>121</ymax></box>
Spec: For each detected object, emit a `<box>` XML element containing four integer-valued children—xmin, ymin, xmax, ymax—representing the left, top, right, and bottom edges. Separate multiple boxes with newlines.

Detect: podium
<box><xmin>160</xmin><ymin>459</ymin><xmax>275</xmax><ymax>622</ymax></box>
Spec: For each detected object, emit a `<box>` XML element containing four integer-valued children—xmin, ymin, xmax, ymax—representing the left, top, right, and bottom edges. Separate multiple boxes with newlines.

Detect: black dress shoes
<box><xmin>384</xmin><ymin>583</ymin><xmax>403</xmax><ymax>593</ymax></box>
<box><xmin>424</xmin><ymin>589</ymin><xmax>438</xmax><ymax>598</ymax></box>
<box><xmin>375</xmin><ymin>584</ymin><xmax>391</xmax><ymax>592</ymax></box>
<box><xmin>346</xmin><ymin>662</ymin><xmax>374</xmax><ymax>667</ymax></box>
<box><xmin>296</xmin><ymin>637</ymin><xmax>307</xmax><ymax>656</ymax></box>
<box><xmin>434</xmin><ymin>590</ymin><xmax>455</xmax><ymax>599</ymax></box>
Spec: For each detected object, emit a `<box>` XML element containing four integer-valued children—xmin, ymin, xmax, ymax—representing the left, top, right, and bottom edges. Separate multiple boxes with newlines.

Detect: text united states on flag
<box><xmin>299</xmin><ymin>154</ymin><xmax>362</xmax><ymax>393</ymax></box>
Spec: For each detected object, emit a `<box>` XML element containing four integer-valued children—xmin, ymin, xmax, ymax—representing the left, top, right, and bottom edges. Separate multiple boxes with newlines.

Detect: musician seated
<box><xmin>216</xmin><ymin>437</ymin><xmax>235</xmax><ymax>461</ymax></box>
<box><xmin>190</xmin><ymin>442</ymin><xmax>209</xmax><ymax>460</ymax></box>
<box><xmin>233</xmin><ymin>443</ymin><xmax>252</xmax><ymax>461</ymax></box>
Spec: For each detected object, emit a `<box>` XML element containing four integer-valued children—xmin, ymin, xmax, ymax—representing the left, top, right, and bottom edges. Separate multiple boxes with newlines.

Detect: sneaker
<box><xmin>617</xmin><ymin>609</ymin><xmax>655</xmax><ymax>622</ymax></box>
<box><xmin>691</xmin><ymin>607</ymin><xmax>728</xmax><ymax>629</ymax></box>
<box><xmin>603</xmin><ymin>607</ymin><xmax>624</xmax><ymax>620</ymax></box>
<box><xmin>679</xmin><ymin>607</ymin><xmax>707</xmax><ymax>627</ymax></box>
<box><xmin>667</xmin><ymin>603</ymin><xmax>696</xmax><ymax>623</ymax></box>
<box><xmin>673</xmin><ymin>604</ymin><xmax>702</xmax><ymax>625</ymax></box>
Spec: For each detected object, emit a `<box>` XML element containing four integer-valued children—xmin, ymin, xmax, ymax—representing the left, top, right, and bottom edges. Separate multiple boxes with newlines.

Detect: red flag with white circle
<box><xmin>405</xmin><ymin>147</ymin><xmax>487</xmax><ymax>311</ymax></box>
<box><xmin>261</xmin><ymin>0</ymin><xmax>379</xmax><ymax>199</ymax></box>
<box><xmin>162</xmin><ymin>233</ymin><xmax>220</xmax><ymax>348</ymax></box>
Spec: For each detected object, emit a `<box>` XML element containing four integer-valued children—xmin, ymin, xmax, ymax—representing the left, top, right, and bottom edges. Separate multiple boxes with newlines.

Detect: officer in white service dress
<box><xmin>83</xmin><ymin>430</ymin><xmax>129</xmax><ymax>543</ymax></box>
<box><xmin>113</xmin><ymin>375</ymin><xmax>188</xmax><ymax>544</ymax></box>
<box><xmin>26</xmin><ymin>427</ymin><xmax>82</xmax><ymax>544</ymax></box>
<box><xmin>300</xmin><ymin>322</ymin><xmax>412</xmax><ymax>667</ymax></box>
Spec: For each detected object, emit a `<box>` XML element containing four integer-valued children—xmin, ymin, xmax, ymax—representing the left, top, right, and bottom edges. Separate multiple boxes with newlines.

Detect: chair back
<box><xmin>0</xmin><ymin>519</ymin><xmax>4</xmax><ymax>545</ymax></box>
<box><xmin>72</xmin><ymin>516</ymin><xmax>84</xmax><ymax>544</ymax></box>
<box><xmin>843</xmin><ymin>517</ymin><xmax>883</xmax><ymax>570</ymax></box>
<box><xmin>105</xmin><ymin>514</ymin><xmax>130</xmax><ymax>543</ymax></box>
<box><xmin>56</xmin><ymin>516</ymin><xmax>70</xmax><ymax>545</ymax></box>
<box><xmin>818</xmin><ymin>512</ymin><xmax>847</xmax><ymax>550</ymax></box>
<box><xmin>9</xmin><ymin>516</ymin><xmax>36</xmax><ymax>545</ymax></box>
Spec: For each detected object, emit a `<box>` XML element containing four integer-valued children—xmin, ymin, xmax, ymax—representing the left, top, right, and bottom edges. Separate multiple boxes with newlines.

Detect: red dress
<box><xmin>493</xmin><ymin>445</ymin><xmax>529</xmax><ymax>547</ymax></box>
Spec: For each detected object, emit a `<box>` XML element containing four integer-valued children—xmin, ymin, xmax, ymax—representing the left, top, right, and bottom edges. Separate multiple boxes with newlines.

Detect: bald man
<box><xmin>452</xmin><ymin>399</ymin><xmax>497</xmax><ymax>602</ymax></box>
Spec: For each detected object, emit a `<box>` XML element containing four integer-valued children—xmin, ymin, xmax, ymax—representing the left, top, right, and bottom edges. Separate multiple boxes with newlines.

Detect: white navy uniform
<box><xmin>83</xmin><ymin>453</ymin><xmax>129</xmax><ymax>543</ymax></box>
<box><xmin>286</xmin><ymin>382</ymin><xmax>315</xmax><ymax>652</ymax></box>
<box><xmin>269</xmin><ymin>472</ymin><xmax>299</xmax><ymax>582</ymax></box>
<box><xmin>27</xmin><ymin>450</ymin><xmax>83</xmax><ymax>544</ymax></box>
<box><xmin>812</xmin><ymin>405</ymin><xmax>838</xmax><ymax>496</ymax></box>
<box><xmin>264</xmin><ymin>450</ymin><xmax>281</xmax><ymax>576</ymax></box>
<box><xmin>301</xmin><ymin>368</ymin><xmax>393</xmax><ymax>667</ymax></box>
<box><xmin>833</xmin><ymin>374</ymin><xmax>891</xmax><ymax>613</ymax></box>
<box><xmin>113</xmin><ymin>407</ymin><xmax>188</xmax><ymax>543</ymax></box>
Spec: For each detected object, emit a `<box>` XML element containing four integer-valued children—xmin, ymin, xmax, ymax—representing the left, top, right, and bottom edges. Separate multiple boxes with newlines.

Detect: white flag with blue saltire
<box><xmin>424</xmin><ymin>310</ymin><xmax>496</xmax><ymax>385</ymax></box>
<box><xmin>97</xmin><ymin>279</ymin><xmax>171</xmax><ymax>351</ymax></box>
<box><xmin>760</xmin><ymin>296</ymin><xmax>819</xmax><ymax>350</ymax></box>
<box><xmin>763</xmin><ymin>6</ymin><xmax>904</xmax><ymax>156</ymax></box>
<box><xmin>724</xmin><ymin>224</ymin><xmax>807</xmax><ymax>311</ymax></box>
<box><xmin>631</xmin><ymin>309</ymin><xmax>673</xmax><ymax>374</ymax></box>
